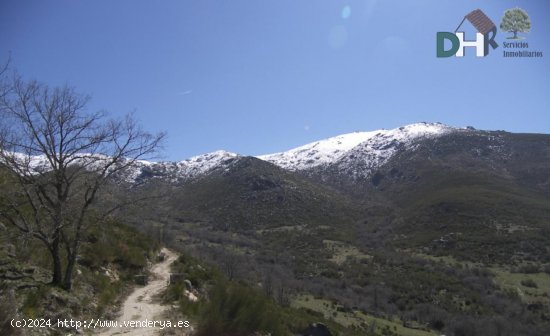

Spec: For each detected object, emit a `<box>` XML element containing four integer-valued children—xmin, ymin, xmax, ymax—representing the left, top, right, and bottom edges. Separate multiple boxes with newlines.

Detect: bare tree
<box><xmin>0</xmin><ymin>74</ymin><xmax>165</xmax><ymax>290</ymax></box>
<box><xmin>0</xmin><ymin>56</ymin><xmax>10</xmax><ymax>100</ymax></box>
<box><xmin>221</xmin><ymin>251</ymin><xmax>239</xmax><ymax>281</ymax></box>
<box><xmin>262</xmin><ymin>270</ymin><xmax>273</xmax><ymax>298</ymax></box>
<box><xmin>275</xmin><ymin>281</ymin><xmax>289</xmax><ymax>307</ymax></box>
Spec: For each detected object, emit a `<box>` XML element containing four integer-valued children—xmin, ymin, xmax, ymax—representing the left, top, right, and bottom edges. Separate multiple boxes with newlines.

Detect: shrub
<box><xmin>520</xmin><ymin>279</ymin><xmax>538</xmax><ymax>288</ymax></box>
<box><xmin>517</xmin><ymin>264</ymin><xmax>539</xmax><ymax>274</ymax></box>
<box><xmin>0</xmin><ymin>289</ymin><xmax>23</xmax><ymax>335</ymax></box>
<box><xmin>90</xmin><ymin>273</ymin><xmax>124</xmax><ymax>314</ymax></box>
<box><xmin>197</xmin><ymin>280</ymin><xmax>285</xmax><ymax>336</ymax></box>
<box><xmin>21</xmin><ymin>285</ymin><xmax>49</xmax><ymax>318</ymax></box>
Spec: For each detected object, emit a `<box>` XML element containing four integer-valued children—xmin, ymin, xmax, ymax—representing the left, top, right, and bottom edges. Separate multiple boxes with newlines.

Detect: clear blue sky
<box><xmin>1</xmin><ymin>0</ymin><xmax>549</xmax><ymax>160</ymax></box>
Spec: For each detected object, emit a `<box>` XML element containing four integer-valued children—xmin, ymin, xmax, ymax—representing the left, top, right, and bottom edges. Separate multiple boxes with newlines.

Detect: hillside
<box><xmin>366</xmin><ymin>130</ymin><xmax>550</xmax><ymax>263</ymax></box>
<box><xmin>3</xmin><ymin>123</ymin><xmax>550</xmax><ymax>335</ymax></box>
<box><xmin>130</xmin><ymin>124</ymin><xmax>550</xmax><ymax>336</ymax></box>
<box><xmin>0</xmin><ymin>206</ymin><xmax>160</xmax><ymax>335</ymax></box>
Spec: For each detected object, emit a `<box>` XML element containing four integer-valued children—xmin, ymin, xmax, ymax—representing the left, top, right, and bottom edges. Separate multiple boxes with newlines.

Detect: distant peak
<box><xmin>391</xmin><ymin>122</ymin><xmax>457</xmax><ymax>135</ymax></box>
<box><xmin>206</xmin><ymin>150</ymin><xmax>239</xmax><ymax>157</ymax></box>
<box><xmin>122</xmin><ymin>123</ymin><xmax>472</xmax><ymax>184</ymax></box>
<box><xmin>257</xmin><ymin>122</ymin><xmax>459</xmax><ymax>171</ymax></box>
<box><xmin>181</xmin><ymin>150</ymin><xmax>239</xmax><ymax>163</ymax></box>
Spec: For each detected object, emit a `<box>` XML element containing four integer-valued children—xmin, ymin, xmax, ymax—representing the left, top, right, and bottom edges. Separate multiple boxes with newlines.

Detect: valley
<box><xmin>3</xmin><ymin>122</ymin><xmax>550</xmax><ymax>335</ymax></box>
<box><xmin>123</xmin><ymin>123</ymin><xmax>550</xmax><ymax>335</ymax></box>
<box><xmin>3</xmin><ymin>1</ymin><xmax>549</xmax><ymax>335</ymax></box>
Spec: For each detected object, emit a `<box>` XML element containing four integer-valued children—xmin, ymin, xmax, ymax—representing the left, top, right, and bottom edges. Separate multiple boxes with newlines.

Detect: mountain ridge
<box><xmin>130</xmin><ymin>122</ymin><xmax>468</xmax><ymax>183</ymax></box>
<box><xmin>9</xmin><ymin>122</ymin><xmax>545</xmax><ymax>187</ymax></box>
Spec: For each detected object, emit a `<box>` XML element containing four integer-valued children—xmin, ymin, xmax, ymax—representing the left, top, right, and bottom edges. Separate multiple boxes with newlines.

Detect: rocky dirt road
<box><xmin>97</xmin><ymin>248</ymin><xmax>186</xmax><ymax>336</ymax></box>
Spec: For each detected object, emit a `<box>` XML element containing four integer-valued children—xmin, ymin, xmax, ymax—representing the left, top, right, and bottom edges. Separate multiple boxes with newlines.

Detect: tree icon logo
<box><xmin>500</xmin><ymin>7</ymin><xmax>531</xmax><ymax>39</ymax></box>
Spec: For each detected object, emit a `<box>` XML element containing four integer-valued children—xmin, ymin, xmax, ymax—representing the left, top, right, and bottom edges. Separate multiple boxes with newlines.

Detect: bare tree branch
<box><xmin>0</xmin><ymin>74</ymin><xmax>165</xmax><ymax>290</ymax></box>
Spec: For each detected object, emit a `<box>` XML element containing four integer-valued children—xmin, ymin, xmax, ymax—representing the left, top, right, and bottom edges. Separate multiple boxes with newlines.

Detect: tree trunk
<box><xmin>63</xmin><ymin>240</ymin><xmax>80</xmax><ymax>291</ymax></box>
<box><xmin>49</xmin><ymin>237</ymin><xmax>63</xmax><ymax>287</ymax></box>
<box><xmin>63</xmin><ymin>253</ymin><xmax>75</xmax><ymax>291</ymax></box>
<box><xmin>513</xmin><ymin>30</ymin><xmax>518</xmax><ymax>39</ymax></box>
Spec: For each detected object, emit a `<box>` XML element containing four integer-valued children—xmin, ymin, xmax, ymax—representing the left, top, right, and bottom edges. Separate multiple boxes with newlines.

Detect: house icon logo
<box><xmin>436</xmin><ymin>9</ymin><xmax>499</xmax><ymax>57</ymax></box>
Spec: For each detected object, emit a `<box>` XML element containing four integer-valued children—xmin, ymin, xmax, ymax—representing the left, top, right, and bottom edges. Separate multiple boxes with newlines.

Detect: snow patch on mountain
<box><xmin>4</xmin><ymin>152</ymin><xmax>125</xmax><ymax>175</ymax></box>
<box><xmin>132</xmin><ymin>123</ymin><xmax>458</xmax><ymax>182</ymax></box>
<box><xmin>257</xmin><ymin>131</ymin><xmax>380</xmax><ymax>170</ymax></box>
<box><xmin>258</xmin><ymin>122</ymin><xmax>458</xmax><ymax>175</ymax></box>
<box><xmin>334</xmin><ymin>123</ymin><xmax>457</xmax><ymax>179</ymax></box>
<box><xmin>131</xmin><ymin>150</ymin><xmax>240</xmax><ymax>183</ymax></box>
<box><xmin>176</xmin><ymin>150</ymin><xmax>240</xmax><ymax>178</ymax></box>
<box><xmin>5</xmin><ymin>123</ymin><xmax>463</xmax><ymax>184</ymax></box>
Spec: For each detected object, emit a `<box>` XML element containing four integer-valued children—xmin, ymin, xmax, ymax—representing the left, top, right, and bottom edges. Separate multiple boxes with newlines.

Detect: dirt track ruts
<box><xmin>97</xmin><ymin>247</ymin><xmax>182</xmax><ymax>336</ymax></box>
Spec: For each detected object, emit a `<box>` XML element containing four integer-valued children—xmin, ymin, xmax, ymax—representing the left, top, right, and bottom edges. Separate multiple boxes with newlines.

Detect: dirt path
<box><xmin>97</xmin><ymin>247</ymin><xmax>181</xmax><ymax>336</ymax></box>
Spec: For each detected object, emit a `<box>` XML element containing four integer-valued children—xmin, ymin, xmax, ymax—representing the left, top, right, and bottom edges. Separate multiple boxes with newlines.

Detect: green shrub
<box><xmin>170</xmin><ymin>255</ymin><xmax>214</xmax><ymax>288</ymax></box>
<box><xmin>516</xmin><ymin>264</ymin><xmax>540</xmax><ymax>274</ymax></box>
<box><xmin>520</xmin><ymin>279</ymin><xmax>538</xmax><ymax>288</ymax></box>
<box><xmin>90</xmin><ymin>273</ymin><xmax>124</xmax><ymax>314</ymax></box>
<box><xmin>21</xmin><ymin>286</ymin><xmax>49</xmax><ymax>318</ymax></box>
<box><xmin>0</xmin><ymin>289</ymin><xmax>23</xmax><ymax>335</ymax></box>
<box><xmin>197</xmin><ymin>280</ymin><xmax>285</xmax><ymax>336</ymax></box>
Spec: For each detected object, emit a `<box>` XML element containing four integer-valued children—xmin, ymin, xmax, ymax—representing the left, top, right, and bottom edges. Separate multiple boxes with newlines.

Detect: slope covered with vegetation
<box><xmin>142</xmin><ymin>131</ymin><xmax>550</xmax><ymax>336</ymax></box>
<box><xmin>0</xmin><ymin>169</ymin><xmax>160</xmax><ymax>335</ymax></box>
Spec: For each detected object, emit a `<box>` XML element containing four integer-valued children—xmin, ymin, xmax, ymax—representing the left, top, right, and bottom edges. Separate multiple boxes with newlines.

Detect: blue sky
<box><xmin>1</xmin><ymin>0</ymin><xmax>549</xmax><ymax>160</ymax></box>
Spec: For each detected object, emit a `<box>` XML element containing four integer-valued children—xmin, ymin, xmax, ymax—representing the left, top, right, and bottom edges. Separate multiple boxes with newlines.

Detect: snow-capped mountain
<box><xmin>112</xmin><ymin>122</ymin><xmax>465</xmax><ymax>183</ymax></box>
<box><xmin>4</xmin><ymin>123</ymin><xmax>468</xmax><ymax>184</ymax></box>
<box><xmin>129</xmin><ymin>150</ymin><xmax>240</xmax><ymax>183</ymax></box>
<box><xmin>258</xmin><ymin>122</ymin><xmax>459</xmax><ymax>176</ymax></box>
<box><xmin>256</xmin><ymin>131</ymin><xmax>379</xmax><ymax>170</ymax></box>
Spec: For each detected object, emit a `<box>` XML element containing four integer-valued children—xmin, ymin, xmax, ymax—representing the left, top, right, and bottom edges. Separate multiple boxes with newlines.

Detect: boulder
<box><xmin>183</xmin><ymin>279</ymin><xmax>193</xmax><ymax>290</ymax></box>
